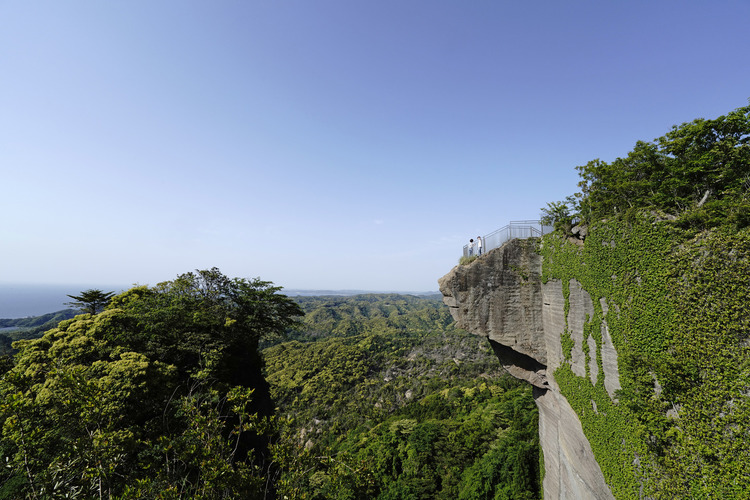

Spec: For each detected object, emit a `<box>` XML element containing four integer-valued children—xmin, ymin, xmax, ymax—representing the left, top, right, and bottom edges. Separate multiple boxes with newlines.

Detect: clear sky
<box><xmin>2</xmin><ymin>1</ymin><xmax>749</xmax><ymax>292</ymax></box>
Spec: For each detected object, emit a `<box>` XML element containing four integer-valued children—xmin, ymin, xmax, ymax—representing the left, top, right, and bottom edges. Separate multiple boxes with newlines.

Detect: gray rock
<box><xmin>567</xmin><ymin>280</ymin><xmax>594</xmax><ymax>379</ymax></box>
<box><xmin>600</xmin><ymin>298</ymin><xmax>622</xmax><ymax>399</ymax></box>
<box><xmin>571</xmin><ymin>224</ymin><xmax>589</xmax><ymax>238</ymax></box>
<box><xmin>438</xmin><ymin>239</ymin><xmax>548</xmax><ymax>387</ymax></box>
<box><xmin>535</xmin><ymin>388</ymin><xmax>615</xmax><ymax>500</ymax></box>
<box><xmin>439</xmin><ymin>238</ymin><xmax>616</xmax><ymax>500</ymax></box>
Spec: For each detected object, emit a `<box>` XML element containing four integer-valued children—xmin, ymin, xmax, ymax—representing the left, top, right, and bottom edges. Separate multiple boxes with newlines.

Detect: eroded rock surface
<box><xmin>438</xmin><ymin>239</ymin><xmax>548</xmax><ymax>388</ymax></box>
<box><xmin>439</xmin><ymin>239</ymin><xmax>616</xmax><ymax>500</ymax></box>
<box><xmin>535</xmin><ymin>388</ymin><xmax>617</xmax><ymax>500</ymax></box>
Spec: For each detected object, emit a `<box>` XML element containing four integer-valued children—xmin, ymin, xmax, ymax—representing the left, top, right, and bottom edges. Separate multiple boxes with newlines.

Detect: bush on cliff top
<box><xmin>542</xmin><ymin>103</ymin><xmax>750</xmax><ymax>232</ymax></box>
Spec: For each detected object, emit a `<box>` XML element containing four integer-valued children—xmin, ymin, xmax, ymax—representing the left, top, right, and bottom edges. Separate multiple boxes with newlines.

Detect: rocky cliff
<box><xmin>441</xmin><ymin>214</ymin><xmax>750</xmax><ymax>499</ymax></box>
<box><xmin>446</xmin><ymin>106</ymin><xmax>750</xmax><ymax>498</ymax></box>
<box><xmin>439</xmin><ymin>238</ymin><xmax>617</xmax><ymax>500</ymax></box>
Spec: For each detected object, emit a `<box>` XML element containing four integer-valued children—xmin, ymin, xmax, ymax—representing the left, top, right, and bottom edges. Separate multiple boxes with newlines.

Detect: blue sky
<box><xmin>2</xmin><ymin>1</ymin><xmax>749</xmax><ymax>292</ymax></box>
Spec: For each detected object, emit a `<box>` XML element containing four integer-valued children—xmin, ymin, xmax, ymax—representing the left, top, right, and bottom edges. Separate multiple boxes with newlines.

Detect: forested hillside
<box><xmin>0</xmin><ymin>269</ymin><xmax>303</xmax><ymax>499</ymax></box>
<box><xmin>0</xmin><ymin>285</ymin><xmax>540</xmax><ymax>498</ymax></box>
<box><xmin>0</xmin><ymin>309</ymin><xmax>78</xmax><ymax>355</ymax></box>
<box><xmin>265</xmin><ymin>294</ymin><xmax>541</xmax><ymax>499</ymax></box>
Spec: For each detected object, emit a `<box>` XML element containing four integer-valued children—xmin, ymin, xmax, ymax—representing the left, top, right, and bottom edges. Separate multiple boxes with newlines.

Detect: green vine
<box><xmin>540</xmin><ymin>212</ymin><xmax>750</xmax><ymax>498</ymax></box>
<box><xmin>560</xmin><ymin>332</ymin><xmax>574</xmax><ymax>362</ymax></box>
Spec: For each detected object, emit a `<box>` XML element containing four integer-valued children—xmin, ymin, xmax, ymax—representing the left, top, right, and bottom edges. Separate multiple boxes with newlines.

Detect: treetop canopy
<box><xmin>543</xmin><ymin>103</ymin><xmax>750</xmax><ymax>230</ymax></box>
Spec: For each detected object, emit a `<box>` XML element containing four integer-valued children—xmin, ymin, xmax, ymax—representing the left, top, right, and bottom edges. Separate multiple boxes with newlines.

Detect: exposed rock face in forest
<box><xmin>439</xmin><ymin>239</ymin><xmax>616</xmax><ymax>500</ymax></box>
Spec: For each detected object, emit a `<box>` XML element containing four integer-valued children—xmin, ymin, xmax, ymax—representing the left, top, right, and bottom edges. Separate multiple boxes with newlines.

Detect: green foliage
<box><xmin>560</xmin><ymin>332</ymin><xmax>574</xmax><ymax>361</ymax></box>
<box><xmin>1</xmin><ymin>332</ymin><xmax>176</xmax><ymax>498</ymax></box>
<box><xmin>264</xmin><ymin>295</ymin><xmax>541</xmax><ymax>500</ymax></box>
<box><xmin>459</xmin><ymin>255</ymin><xmax>478</xmax><ymax>265</ymax></box>
<box><xmin>120</xmin><ymin>385</ymin><xmax>273</xmax><ymax>499</ymax></box>
<box><xmin>1</xmin><ymin>286</ymin><xmax>539</xmax><ymax>498</ymax></box>
<box><xmin>107</xmin><ymin>268</ymin><xmax>303</xmax><ymax>388</ymax></box>
<box><xmin>541</xmin><ymin>213</ymin><xmax>750</xmax><ymax>498</ymax></box>
<box><xmin>0</xmin><ymin>309</ymin><xmax>78</xmax><ymax>349</ymax></box>
<box><xmin>575</xmin><ymin>104</ymin><xmax>750</xmax><ymax>225</ymax></box>
<box><xmin>536</xmin><ymin>103</ymin><xmax>750</xmax><ymax>497</ymax></box>
<box><xmin>66</xmin><ymin>289</ymin><xmax>115</xmax><ymax>314</ymax></box>
<box><xmin>0</xmin><ymin>337</ymin><xmax>12</xmax><ymax>357</ymax></box>
<box><xmin>0</xmin><ymin>268</ymin><xmax>302</xmax><ymax>499</ymax></box>
<box><xmin>289</xmin><ymin>293</ymin><xmax>454</xmax><ymax>341</ymax></box>
<box><xmin>0</xmin><ymin>309</ymin><xmax>78</xmax><ymax>330</ymax></box>
<box><xmin>540</xmin><ymin>195</ymin><xmax>580</xmax><ymax>235</ymax></box>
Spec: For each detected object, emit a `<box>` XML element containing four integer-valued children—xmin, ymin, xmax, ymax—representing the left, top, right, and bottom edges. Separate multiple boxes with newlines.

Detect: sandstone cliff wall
<box><xmin>439</xmin><ymin>239</ymin><xmax>617</xmax><ymax>500</ymax></box>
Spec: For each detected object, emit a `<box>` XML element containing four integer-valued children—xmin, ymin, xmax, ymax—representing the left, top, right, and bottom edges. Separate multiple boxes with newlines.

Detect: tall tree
<box><xmin>65</xmin><ymin>289</ymin><xmax>115</xmax><ymax>314</ymax></box>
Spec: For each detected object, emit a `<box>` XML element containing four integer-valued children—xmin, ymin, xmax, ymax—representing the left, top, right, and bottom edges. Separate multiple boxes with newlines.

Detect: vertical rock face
<box><xmin>439</xmin><ymin>239</ymin><xmax>616</xmax><ymax>500</ymax></box>
<box><xmin>439</xmin><ymin>239</ymin><xmax>548</xmax><ymax>388</ymax></box>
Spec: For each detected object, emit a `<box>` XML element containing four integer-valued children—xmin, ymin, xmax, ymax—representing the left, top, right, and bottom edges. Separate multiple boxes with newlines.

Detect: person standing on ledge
<box><xmin>477</xmin><ymin>236</ymin><xmax>483</xmax><ymax>256</ymax></box>
<box><xmin>469</xmin><ymin>238</ymin><xmax>474</xmax><ymax>256</ymax></box>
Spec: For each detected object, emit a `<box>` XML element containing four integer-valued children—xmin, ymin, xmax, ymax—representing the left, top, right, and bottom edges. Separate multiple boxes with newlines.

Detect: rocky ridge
<box><xmin>439</xmin><ymin>238</ymin><xmax>618</xmax><ymax>500</ymax></box>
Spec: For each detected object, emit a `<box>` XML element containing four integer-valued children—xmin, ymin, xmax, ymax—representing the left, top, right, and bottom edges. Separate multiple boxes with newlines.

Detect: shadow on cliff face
<box><xmin>488</xmin><ymin>338</ymin><xmax>549</xmax><ymax>389</ymax></box>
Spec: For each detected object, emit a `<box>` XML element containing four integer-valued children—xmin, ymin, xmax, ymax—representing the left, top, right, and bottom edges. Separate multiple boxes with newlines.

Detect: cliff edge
<box><xmin>439</xmin><ymin>238</ymin><xmax>616</xmax><ymax>500</ymax></box>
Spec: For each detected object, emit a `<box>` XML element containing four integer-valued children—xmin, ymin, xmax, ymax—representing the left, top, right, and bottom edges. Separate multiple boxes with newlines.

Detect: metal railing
<box><xmin>463</xmin><ymin>220</ymin><xmax>553</xmax><ymax>258</ymax></box>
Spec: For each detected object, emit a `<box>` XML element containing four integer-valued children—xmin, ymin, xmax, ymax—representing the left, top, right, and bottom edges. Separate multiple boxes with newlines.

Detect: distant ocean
<box><xmin>0</xmin><ymin>284</ymin><xmax>439</xmax><ymax>319</ymax></box>
<box><xmin>0</xmin><ymin>284</ymin><xmax>127</xmax><ymax>319</ymax></box>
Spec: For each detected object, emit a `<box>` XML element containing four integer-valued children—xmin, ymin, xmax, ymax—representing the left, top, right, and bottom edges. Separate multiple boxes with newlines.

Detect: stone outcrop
<box><xmin>440</xmin><ymin>239</ymin><xmax>548</xmax><ymax>388</ymax></box>
<box><xmin>439</xmin><ymin>239</ymin><xmax>618</xmax><ymax>500</ymax></box>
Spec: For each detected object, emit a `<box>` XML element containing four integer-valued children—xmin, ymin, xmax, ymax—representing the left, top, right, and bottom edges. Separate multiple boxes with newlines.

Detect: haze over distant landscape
<box><xmin>0</xmin><ymin>284</ymin><xmax>431</xmax><ymax>319</ymax></box>
<box><xmin>2</xmin><ymin>1</ymin><xmax>749</xmax><ymax>293</ymax></box>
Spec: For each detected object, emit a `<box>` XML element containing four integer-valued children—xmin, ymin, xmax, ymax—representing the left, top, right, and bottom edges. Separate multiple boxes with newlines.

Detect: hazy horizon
<box><xmin>0</xmin><ymin>282</ymin><xmax>441</xmax><ymax>318</ymax></box>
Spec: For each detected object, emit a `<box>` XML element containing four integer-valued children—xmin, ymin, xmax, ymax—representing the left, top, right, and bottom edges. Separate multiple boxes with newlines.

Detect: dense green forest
<box><xmin>540</xmin><ymin>103</ymin><xmax>750</xmax><ymax>497</ymax></box>
<box><xmin>0</xmin><ymin>282</ymin><xmax>540</xmax><ymax>498</ymax></box>
<box><xmin>265</xmin><ymin>294</ymin><xmax>540</xmax><ymax>499</ymax></box>
<box><xmin>0</xmin><ymin>269</ymin><xmax>303</xmax><ymax>499</ymax></box>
